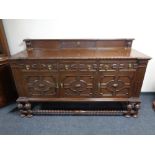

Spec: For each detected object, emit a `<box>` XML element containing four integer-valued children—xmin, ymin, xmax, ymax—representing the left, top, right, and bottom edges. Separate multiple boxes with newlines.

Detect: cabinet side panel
<box><xmin>10</xmin><ymin>64</ymin><xmax>26</xmax><ymax>96</ymax></box>
<box><xmin>132</xmin><ymin>60</ymin><xmax>148</xmax><ymax>97</ymax></box>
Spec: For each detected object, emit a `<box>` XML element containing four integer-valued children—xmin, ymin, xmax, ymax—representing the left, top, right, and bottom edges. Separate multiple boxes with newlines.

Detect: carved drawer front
<box><xmin>97</xmin><ymin>71</ymin><xmax>135</xmax><ymax>97</ymax></box>
<box><xmin>79</xmin><ymin>60</ymin><xmax>97</xmax><ymax>71</ymax></box>
<box><xmin>12</xmin><ymin>60</ymin><xmax>58</xmax><ymax>72</ymax></box>
<box><xmin>16</xmin><ymin>60</ymin><xmax>40</xmax><ymax>71</ymax></box>
<box><xmin>59</xmin><ymin>61</ymin><xmax>78</xmax><ymax>71</ymax></box>
<box><xmin>59</xmin><ymin>60</ymin><xmax>97</xmax><ymax>72</ymax></box>
<box><xmin>39</xmin><ymin>60</ymin><xmax>57</xmax><ymax>71</ymax></box>
<box><xmin>60</xmin><ymin>73</ymin><xmax>95</xmax><ymax>97</ymax></box>
<box><xmin>23</xmin><ymin>73</ymin><xmax>58</xmax><ymax>97</ymax></box>
<box><xmin>99</xmin><ymin>60</ymin><xmax>138</xmax><ymax>72</ymax></box>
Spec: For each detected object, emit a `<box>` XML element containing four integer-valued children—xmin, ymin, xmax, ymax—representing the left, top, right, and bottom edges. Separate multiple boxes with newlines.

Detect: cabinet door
<box><xmin>22</xmin><ymin>72</ymin><xmax>59</xmax><ymax>98</ymax></box>
<box><xmin>60</xmin><ymin>72</ymin><xmax>95</xmax><ymax>97</ymax></box>
<box><xmin>97</xmin><ymin>71</ymin><xmax>135</xmax><ymax>97</ymax></box>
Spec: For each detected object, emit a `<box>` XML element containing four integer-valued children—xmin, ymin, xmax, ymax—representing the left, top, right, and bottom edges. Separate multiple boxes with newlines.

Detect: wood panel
<box><xmin>24</xmin><ymin>39</ymin><xmax>134</xmax><ymax>50</ymax></box>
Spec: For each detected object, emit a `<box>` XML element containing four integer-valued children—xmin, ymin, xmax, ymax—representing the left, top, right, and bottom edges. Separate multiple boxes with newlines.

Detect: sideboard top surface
<box><xmin>10</xmin><ymin>39</ymin><xmax>151</xmax><ymax>60</ymax></box>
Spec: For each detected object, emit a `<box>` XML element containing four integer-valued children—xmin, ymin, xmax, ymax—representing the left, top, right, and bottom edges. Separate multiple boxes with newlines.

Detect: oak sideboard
<box><xmin>10</xmin><ymin>39</ymin><xmax>151</xmax><ymax>117</ymax></box>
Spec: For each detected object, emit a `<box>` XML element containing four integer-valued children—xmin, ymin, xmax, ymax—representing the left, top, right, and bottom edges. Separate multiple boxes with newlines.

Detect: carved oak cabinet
<box><xmin>10</xmin><ymin>39</ymin><xmax>151</xmax><ymax>117</ymax></box>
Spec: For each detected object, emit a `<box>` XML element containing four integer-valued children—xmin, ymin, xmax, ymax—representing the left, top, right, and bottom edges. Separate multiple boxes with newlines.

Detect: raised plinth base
<box><xmin>16</xmin><ymin>97</ymin><xmax>141</xmax><ymax>118</ymax></box>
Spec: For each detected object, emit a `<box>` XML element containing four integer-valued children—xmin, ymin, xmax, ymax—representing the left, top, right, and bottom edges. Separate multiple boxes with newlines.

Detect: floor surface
<box><xmin>0</xmin><ymin>93</ymin><xmax>155</xmax><ymax>135</ymax></box>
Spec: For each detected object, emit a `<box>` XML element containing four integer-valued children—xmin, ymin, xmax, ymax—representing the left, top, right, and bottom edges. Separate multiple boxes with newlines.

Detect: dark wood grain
<box><xmin>10</xmin><ymin>39</ymin><xmax>151</xmax><ymax>117</ymax></box>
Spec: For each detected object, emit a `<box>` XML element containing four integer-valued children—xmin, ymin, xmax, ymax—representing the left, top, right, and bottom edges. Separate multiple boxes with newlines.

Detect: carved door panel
<box><xmin>97</xmin><ymin>71</ymin><xmax>135</xmax><ymax>97</ymax></box>
<box><xmin>22</xmin><ymin>72</ymin><xmax>58</xmax><ymax>97</ymax></box>
<box><xmin>60</xmin><ymin>72</ymin><xmax>95</xmax><ymax>98</ymax></box>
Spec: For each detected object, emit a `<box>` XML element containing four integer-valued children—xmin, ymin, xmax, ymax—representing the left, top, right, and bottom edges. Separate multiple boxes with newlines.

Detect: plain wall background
<box><xmin>2</xmin><ymin>0</ymin><xmax>155</xmax><ymax>92</ymax></box>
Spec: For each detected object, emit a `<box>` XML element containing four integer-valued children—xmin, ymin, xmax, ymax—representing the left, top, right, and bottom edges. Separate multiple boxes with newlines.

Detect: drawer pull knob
<box><xmin>26</xmin><ymin>65</ymin><xmax>30</xmax><ymax>70</ymax></box>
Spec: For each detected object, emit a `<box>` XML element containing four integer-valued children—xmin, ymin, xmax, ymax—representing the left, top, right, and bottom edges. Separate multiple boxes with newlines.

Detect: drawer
<box><xmin>15</xmin><ymin>60</ymin><xmax>40</xmax><ymax>71</ymax></box>
<box><xmin>99</xmin><ymin>60</ymin><xmax>138</xmax><ymax>71</ymax></box>
<box><xmin>39</xmin><ymin>60</ymin><xmax>57</xmax><ymax>71</ymax></box>
<box><xmin>79</xmin><ymin>60</ymin><xmax>97</xmax><ymax>71</ymax></box>
<box><xmin>59</xmin><ymin>60</ymin><xmax>97</xmax><ymax>71</ymax></box>
<box><xmin>11</xmin><ymin>60</ymin><xmax>58</xmax><ymax>72</ymax></box>
<box><xmin>59</xmin><ymin>61</ymin><xmax>78</xmax><ymax>71</ymax></box>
